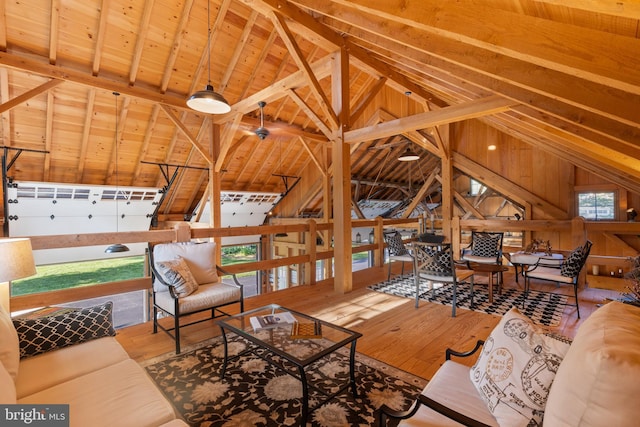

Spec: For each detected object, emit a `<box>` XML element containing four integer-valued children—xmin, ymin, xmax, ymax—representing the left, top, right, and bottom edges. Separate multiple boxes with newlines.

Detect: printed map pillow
<box><xmin>469</xmin><ymin>307</ymin><xmax>571</xmax><ymax>426</ymax></box>
<box><xmin>155</xmin><ymin>257</ymin><xmax>199</xmax><ymax>297</ymax></box>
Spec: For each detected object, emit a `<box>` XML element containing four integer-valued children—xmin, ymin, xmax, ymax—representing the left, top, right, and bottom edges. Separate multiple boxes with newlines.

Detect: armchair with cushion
<box><xmin>523</xmin><ymin>240</ymin><xmax>592</xmax><ymax>318</ymax></box>
<box><xmin>149</xmin><ymin>241</ymin><xmax>244</xmax><ymax>354</ymax></box>
<box><xmin>384</xmin><ymin>230</ymin><xmax>414</xmax><ymax>281</ymax></box>
<box><xmin>461</xmin><ymin>231</ymin><xmax>504</xmax><ymax>265</ymax></box>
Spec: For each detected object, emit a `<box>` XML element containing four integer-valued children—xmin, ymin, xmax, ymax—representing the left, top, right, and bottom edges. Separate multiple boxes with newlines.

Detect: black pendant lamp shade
<box><xmin>187</xmin><ymin>84</ymin><xmax>230</xmax><ymax>114</ymax></box>
<box><xmin>186</xmin><ymin>0</ymin><xmax>230</xmax><ymax>115</ymax></box>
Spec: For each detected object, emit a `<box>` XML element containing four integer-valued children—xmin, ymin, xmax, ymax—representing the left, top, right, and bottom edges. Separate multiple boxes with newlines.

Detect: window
<box><xmin>470</xmin><ymin>179</ymin><xmax>486</xmax><ymax>196</ymax></box>
<box><xmin>577</xmin><ymin>191</ymin><xmax>615</xmax><ymax>220</ymax></box>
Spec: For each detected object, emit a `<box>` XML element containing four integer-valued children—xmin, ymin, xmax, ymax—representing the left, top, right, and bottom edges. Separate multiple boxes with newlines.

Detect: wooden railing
<box><xmin>10</xmin><ymin>216</ymin><xmax>640</xmax><ymax>311</ymax></box>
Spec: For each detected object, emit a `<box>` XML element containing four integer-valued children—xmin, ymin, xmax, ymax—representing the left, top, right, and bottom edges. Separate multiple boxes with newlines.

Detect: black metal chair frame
<box><xmin>379</xmin><ymin>340</ymin><xmax>490</xmax><ymax>427</ymax></box>
<box><xmin>524</xmin><ymin>240</ymin><xmax>592</xmax><ymax>318</ymax></box>
<box><xmin>412</xmin><ymin>241</ymin><xmax>474</xmax><ymax>316</ymax></box>
<box><xmin>148</xmin><ymin>243</ymin><xmax>244</xmax><ymax>354</ymax></box>
<box><xmin>383</xmin><ymin>230</ymin><xmax>414</xmax><ymax>281</ymax></box>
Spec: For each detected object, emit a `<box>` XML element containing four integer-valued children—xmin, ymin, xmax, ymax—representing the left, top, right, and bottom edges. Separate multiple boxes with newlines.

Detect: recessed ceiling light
<box><xmin>488</xmin><ymin>144</ymin><xmax>497</xmax><ymax>151</ymax></box>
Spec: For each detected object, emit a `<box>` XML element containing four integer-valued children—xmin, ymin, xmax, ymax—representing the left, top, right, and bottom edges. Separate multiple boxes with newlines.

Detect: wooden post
<box><xmin>375</xmin><ymin>216</ymin><xmax>384</xmax><ymax>267</ymax></box>
<box><xmin>332</xmin><ymin>47</ymin><xmax>352</xmax><ymax>293</ymax></box>
<box><xmin>211</xmin><ymin>122</ymin><xmax>222</xmax><ymax>264</ymax></box>
<box><xmin>174</xmin><ymin>222</ymin><xmax>191</xmax><ymax>242</ymax></box>
<box><xmin>306</xmin><ymin>219</ymin><xmax>317</xmax><ymax>285</ymax></box>
<box><xmin>440</xmin><ymin>125</ymin><xmax>453</xmax><ymax>242</ymax></box>
<box><xmin>452</xmin><ymin>216</ymin><xmax>461</xmax><ymax>256</ymax></box>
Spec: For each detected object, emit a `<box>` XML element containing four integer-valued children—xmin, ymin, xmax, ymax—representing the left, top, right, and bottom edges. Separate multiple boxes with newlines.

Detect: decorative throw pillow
<box><xmin>155</xmin><ymin>257</ymin><xmax>199</xmax><ymax>297</ymax></box>
<box><xmin>385</xmin><ymin>232</ymin><xmax>409</xmax><ymax>256</ymax></box>
<box><xmin>471</xmin><ymin>233</ymin><xmax>501</xmax><ymax>258</ymax></box>
<box><xmin>415</xmin><ymin>244</ymin><xmax>453</xmax><ymax>276</ymax></box>
<box><xmin>560</xmin><ymin>245</ymin><xmax>583</xmax><ymax>277</ymax></box>
<box><xmin>12</xmin><ymin>301</ymin><xmax>116</xmax><ymax>359</ymax></box>
<box><xmin>469</xmin><ymin>307</ymin><xmax>571</xmax><ymax>427</ymax></box>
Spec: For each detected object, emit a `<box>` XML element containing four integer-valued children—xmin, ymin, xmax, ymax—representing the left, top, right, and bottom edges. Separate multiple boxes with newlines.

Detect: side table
<box><xmin>468</xmin><ymin>263</ymin><xmax>508</xmax><ymax>303</ymax></box>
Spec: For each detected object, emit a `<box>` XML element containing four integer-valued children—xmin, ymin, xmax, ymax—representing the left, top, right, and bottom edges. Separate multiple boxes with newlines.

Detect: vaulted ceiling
<box><xmin>1</xmin><ymin>0</ymin><xmax>638</xmax><ymax>222</ymax></box>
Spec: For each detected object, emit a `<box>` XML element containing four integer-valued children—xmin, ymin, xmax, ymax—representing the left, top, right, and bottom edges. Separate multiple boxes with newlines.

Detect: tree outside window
<box><xmin>577</xmin><ymin>192</ymin><xmax>615</xmax><ymax>220</ymax></box>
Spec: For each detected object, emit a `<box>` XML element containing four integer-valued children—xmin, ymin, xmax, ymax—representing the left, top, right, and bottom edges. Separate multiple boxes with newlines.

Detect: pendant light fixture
<box><xmin>186</xmin><ymin>0</ymin><xmax>230</xmax><ymax>114</ymax></box>
<box><xmin>398</xmin><ymin>146</ymin><xmax>420</xmax><ymax>162</ymax></box>
<box><xmin>105</xmin><ymin>92</ymin><xmax>130</xmax><ymax>254</ymax></box>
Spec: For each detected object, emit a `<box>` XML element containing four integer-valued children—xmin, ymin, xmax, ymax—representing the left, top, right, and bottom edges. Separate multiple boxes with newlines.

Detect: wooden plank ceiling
<box><xmin>0</xmin><ymin>0</ymin><xmax>638</xmax><ymax>221</ymax></box>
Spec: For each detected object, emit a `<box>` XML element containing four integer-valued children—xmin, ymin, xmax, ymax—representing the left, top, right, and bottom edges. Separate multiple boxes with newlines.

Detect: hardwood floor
<box><xmin>116</xmin><ymin>264</ymin><xmax>620</xmax><ymax>380</ymax></box>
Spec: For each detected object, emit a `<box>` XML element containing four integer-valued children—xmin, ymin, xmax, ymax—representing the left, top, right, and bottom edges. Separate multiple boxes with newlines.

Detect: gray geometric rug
<box><xmin>143</xmin><ymin>335</ymin><xmax>426</xmax><ymax>426</ymax></box>
<box><xmin>368</xmin><ymin>275</ymin><xmax>568</xmax><ymax>326</ymax></box>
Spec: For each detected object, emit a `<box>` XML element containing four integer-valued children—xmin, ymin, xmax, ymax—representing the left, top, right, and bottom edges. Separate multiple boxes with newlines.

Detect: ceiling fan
<box><xmin>254</xmin><ymin>101</ymin><xmax>270</xmax><ymax>140</ymax></box>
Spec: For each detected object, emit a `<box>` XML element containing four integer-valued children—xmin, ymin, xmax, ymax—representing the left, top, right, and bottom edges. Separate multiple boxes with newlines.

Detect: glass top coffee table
<box><xmin>216</xmin><ymin>304</ymin><xmax>362</xmax><ymax>425</ymax></box>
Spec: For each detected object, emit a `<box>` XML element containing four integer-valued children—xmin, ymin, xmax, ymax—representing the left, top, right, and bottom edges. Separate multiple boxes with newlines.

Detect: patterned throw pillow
<box><xmin>469</xmin><ymin>307</ymin><xmax>571</xmax><ymax>426</ymax></box>
<box><xmin>155</xmin><ymin>257</ymin><xmax>199</xmax><ymax>297</ymax></box>
<box><xmin>415</xmin><ymin>244</ymin><xmax>453</xmax><ymax>276</ymax></box>
<box><xmin>385</xmin><ymin>232</ymin><xmax>409</xmax><ymax>256</ymax></box>
<box><xmin>560</xmin><ymin>245</ymin><xmax>583</xmax><ymax>277</ymax></box>
<box><xmin>12</xmin><ymin>301</ymin><xmax>116</xmax><ymax>359</ymax></box>
<box><xmin>471</xmin><ymin>233</ymin><xmax>501</xmax><ymax>258</ymax></box>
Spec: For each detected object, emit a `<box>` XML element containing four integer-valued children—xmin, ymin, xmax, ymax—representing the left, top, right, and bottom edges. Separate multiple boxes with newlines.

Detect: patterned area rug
<box><xmin>143</xmin><ymin>335</ymin><xmax>426</xmax><ymax>426</ymax></box>
<box><xmin>368</xmin><ymin>275</ymin><xmax>568</xmax><ymax>326</ymax></box>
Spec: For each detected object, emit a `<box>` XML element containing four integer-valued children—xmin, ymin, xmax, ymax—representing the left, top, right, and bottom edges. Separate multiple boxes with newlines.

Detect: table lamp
<box><xmin>0</xmin><ymin>238</ymin><xmax>37</xmax><ymax>312</ymax></box>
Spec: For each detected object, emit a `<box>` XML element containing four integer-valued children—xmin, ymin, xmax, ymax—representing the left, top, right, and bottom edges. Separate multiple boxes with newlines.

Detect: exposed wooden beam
<box><xmin>159</xmin><ymin>104</ymin><xmax>213</xmax><ymax>165</ymax></box>
<box><xmin>286</xmin><ymin>89</ymin><xmax>333</xmax><ymax>139</ymax></box>
<box><xmin>453</xmin><ymin>152</ymin><xmax>568</xmax><ymax>219</ymax></box>
<box><xmin>401</xmin><ymin>167</ymin><xmax>439</xmax><ymax>219</ymax></box>
<box><xmin>324</xmin><ymin>0</ymin><xmax>640</xmax><ymax>95</ymax></box>
<box><xmin>345</xmin><ymin>95</ymin><xmax>516</xmax><ymax>143</ymax></box>
<box><xmin>270</xmin><ymin>11</ymin><xmax>339</xmax><ymax>129</ymax></box>
<box><xmin>0</xmin><ymin>79</ymin><xmax>64</xmax><ymax>114</ymax></box>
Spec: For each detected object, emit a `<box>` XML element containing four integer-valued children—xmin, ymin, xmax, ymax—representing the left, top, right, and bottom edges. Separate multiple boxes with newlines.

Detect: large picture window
<box><xmin>577</xmin><ymin>191</ymin><xmax>615</xmax><ymax>220</ymax></box>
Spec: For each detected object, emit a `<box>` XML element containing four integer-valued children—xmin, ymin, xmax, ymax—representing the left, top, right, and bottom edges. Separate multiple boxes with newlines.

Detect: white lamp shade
<box><xmin>398</xmin><ymin>149</ymin><xmax>420</xmax><ymax>161</ymax></box>
<box><xmin>186</xmin><ymin>85</ymin><xmax>231</xmax><ymax>114</ymax></box>
<box><xmin>0</xmin><ymin>238</ymin><xmax>37</xmax><ymax>282</ymax></box>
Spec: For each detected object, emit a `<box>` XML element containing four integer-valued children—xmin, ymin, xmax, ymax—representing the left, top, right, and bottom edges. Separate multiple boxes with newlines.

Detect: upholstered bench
<box><xmin>380</xmin><ymin>301</ymin><xmax>640</xmax><ymax>426</ymax></box>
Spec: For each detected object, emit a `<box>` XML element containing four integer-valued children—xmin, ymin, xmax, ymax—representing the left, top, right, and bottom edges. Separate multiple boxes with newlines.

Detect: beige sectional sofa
<box><xmin>381</xmin><ymin>301</ymin><xmax>640</xmax><ymax>426</ymax></box>
<box><xmin>0</xmin><ymin>302</ymin><xmax>187</xmax><ymax>427</ymax></box>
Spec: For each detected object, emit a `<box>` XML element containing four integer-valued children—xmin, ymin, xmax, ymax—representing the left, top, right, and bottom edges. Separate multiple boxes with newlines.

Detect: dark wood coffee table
<box><xmin>216</xmin><ymin>304</ymin><xmax>362</xmax><ymax>425</ymax></box>
<box><xmin>468</xmin><ymin>263</ymin><xmax>509</xmax><ymax>303</ymax></box>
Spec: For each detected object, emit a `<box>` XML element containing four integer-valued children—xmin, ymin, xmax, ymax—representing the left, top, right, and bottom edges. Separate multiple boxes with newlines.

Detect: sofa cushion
<box><xmin>0</xmin><ymin>304</ymin><xmax>19</xmax><ymax>381</ymax></box>
<box><xmin>153</xmin><ymin>242</ymin><xmax>219</xmax><ymax>286</ymax></box>
<box><xmin>543</xmin><ymin>301</ymin><xmax>640</xmax><ymax>427</ymax></box>
<box><xmin>399</xmin><ymin>360</ymin><xmax>499</xmax><ymax>427</ymax></box>
<box><xmin>0</xmin><ymin>361</ymin><xmax>16</xmax><ymax>404</ymax></box>
<box><xmin>12</xmin><ymin>301</ymin><xmax>116</xmax><ymax>359</ymax></box>
<box><xmin>15</xmin><ymin>336</ymin><xmax>129</xmax><ymax>399</ymax></box>
<box><xmin>155</xmin><ymin>257</ymin><xmax>199</xmax><ymax>297</ymax></box>
<box><xmin>18</xmin><ymin>359</ymin><xmax>177</xmax><ymax>427</ymax></box>
<box><xmin>470</xmin><ymin>307</ymin><xmax>570</xmax><ymax>427</ymax></box>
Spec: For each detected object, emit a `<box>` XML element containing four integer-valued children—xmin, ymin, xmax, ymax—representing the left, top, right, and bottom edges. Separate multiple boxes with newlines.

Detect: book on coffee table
<box><xmin>290</xmin><ymin>321</ymin><xmax>322</xmax><ymax>340</ymax></box>
<box><xmin>250</xmin><ymin>311</ymin><xmax>296</xmax><ymax>331</ymax></box>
